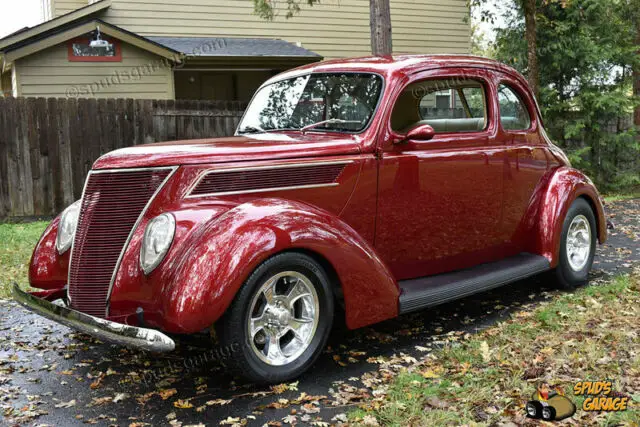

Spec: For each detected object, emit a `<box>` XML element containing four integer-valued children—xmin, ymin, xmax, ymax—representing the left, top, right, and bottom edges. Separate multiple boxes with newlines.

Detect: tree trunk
<box><xmin>523</xmin><ymin>0</ymin><xmax>539</xmax><ymax>98</ymax></box>
<box><xmin>634</xmin><ymin>24</ymin><xmax>640</xmax><ymax>134</ymax></box>
<box><xmin>370</xmin><ymin>0</ymin><xmax>392</xmax><ymax>56</ymax></box>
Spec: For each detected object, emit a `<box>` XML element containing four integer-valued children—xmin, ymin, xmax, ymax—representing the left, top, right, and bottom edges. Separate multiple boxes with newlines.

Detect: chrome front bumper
<box><xmin>12</xmin><ymin>283</ymin><xmax>175</xmax><ymax>352</ymax></box>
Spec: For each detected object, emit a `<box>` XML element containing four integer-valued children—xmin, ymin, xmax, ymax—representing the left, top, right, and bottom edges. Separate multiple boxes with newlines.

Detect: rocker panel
<box><xmin>399</xmin><ymin>253</ymin><xmax>550</xmax><ymax>314</ymax></box>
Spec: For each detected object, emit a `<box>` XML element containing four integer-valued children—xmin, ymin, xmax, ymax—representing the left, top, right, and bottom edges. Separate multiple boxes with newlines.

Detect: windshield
<box><xmin>238</xmin><ymin>73</ymin><xmax>384</xmax><ymax>134</ymax></box>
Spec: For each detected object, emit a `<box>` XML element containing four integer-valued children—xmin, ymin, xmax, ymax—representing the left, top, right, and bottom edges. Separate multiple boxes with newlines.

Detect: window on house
<box><xmin>68</xmin><ymin>37</ymin><xmax>121</xmax><ymax>62</ymax></box>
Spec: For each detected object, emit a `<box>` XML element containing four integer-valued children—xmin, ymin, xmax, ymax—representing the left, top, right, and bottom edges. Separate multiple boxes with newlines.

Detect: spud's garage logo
<box><xmin>574</xmin><ymin>381</ymin><xmax>630</xmax><ymax>412</ymax></box>
<box><xmin>525</xmin><ymin>383</ymin><xmax>576</xmax><ymax>421</ymax></box>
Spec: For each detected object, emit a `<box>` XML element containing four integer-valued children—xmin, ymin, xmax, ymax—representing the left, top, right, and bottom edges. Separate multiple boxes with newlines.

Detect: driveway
<box><xmin>1</xmin><ymin>199</ymin><xmax>638</xmax><ymax>426</ymax></box>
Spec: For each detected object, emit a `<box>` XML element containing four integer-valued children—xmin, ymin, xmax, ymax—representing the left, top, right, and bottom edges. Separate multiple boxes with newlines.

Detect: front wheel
<box><xmin>555</xmin><ymin>198</ymin><xmax>597</xmax><ymax>289</ymax></box>
<box><xmin>217</xmin><ymin>252</ymin><xmax>334</xmax><ymax>383</ymax></box>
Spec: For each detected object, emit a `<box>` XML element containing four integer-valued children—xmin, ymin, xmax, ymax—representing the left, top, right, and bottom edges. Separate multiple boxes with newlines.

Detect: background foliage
<box><xmin>477</xmin><ymin>0</ymin><xmax>640</xmax><ymax>191</ymax></box>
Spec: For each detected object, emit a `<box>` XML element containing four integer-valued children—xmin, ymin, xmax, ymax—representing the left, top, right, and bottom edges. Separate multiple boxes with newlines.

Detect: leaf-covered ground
<box><xmin>349</xmin><ymin>271</ymin><xmax>640</xmax><ymax>426</ymax></box>
<box><xmin>0</xmin><ymin>198</ymin><xmax>638</xmax><ymax>426</ymax></box>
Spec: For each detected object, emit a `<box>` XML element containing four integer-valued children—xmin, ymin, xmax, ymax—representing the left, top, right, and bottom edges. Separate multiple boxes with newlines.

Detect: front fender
<box><xmin>536</xmin><ymin>167</ymin><xmax>607</xmax><ymax>267</ymax></box>
<box><xmin>162</xmin><ymin>198</ymin><xmax>399</xmax><ymax>333</ymax></box>
<box><xmin>29</xmin><ymin>216</ymin><xmax>70</xmax><ymax>290</ymax></box>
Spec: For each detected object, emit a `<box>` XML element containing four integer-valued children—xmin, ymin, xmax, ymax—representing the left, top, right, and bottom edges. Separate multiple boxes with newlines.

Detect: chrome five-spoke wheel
<box><xmin>248</xmin><ymin>271</ymin><xmax>320</xmax><ymax>366</ymax></box>
<box><xmin>556</xmin><ymin>198</ymin><xmax>597</xmax><ymax>289</ymax></box>
<box><xmin>217</xmin><ymin>252</ymin><xmax>334</xmax><ymax>383</ymax></box>
<box><xmin>566</xmin><ymin>214</ymin><xmax>591</xmax><ymax>271</ymax></box>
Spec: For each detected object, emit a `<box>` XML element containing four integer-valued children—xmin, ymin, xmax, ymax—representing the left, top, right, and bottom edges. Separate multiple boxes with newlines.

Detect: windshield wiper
<box><xmin>300</xmin><ymin>118</ymin><xmax>363</xmax><ymax>133</ymax></box>
<box><xmin>237</xmin><ymin>124</ymin><xmax>265</xmax><ymax>134</ymax></box>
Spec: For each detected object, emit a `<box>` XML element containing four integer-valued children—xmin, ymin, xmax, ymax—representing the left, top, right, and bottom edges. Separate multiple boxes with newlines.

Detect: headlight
<box><xmin>140</xmin><ymin>213</ymin><xmax>176</xmax><ymax>275</ymax></box>
<box><xmin>56</xmin><ymin>200</ymin><xmax>81</xmax><ymax>254</ymax></box>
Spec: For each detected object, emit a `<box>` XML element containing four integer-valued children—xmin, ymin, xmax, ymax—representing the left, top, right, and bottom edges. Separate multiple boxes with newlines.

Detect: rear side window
<box><xmin>390</xmin><ymin>78</ymin><xmax>488</xmax><ymax>134</ymax></box>
<box><xmin>498</xmin><ymin>84</ymin><xmax>531</xmax><ymax>131</ymax></box>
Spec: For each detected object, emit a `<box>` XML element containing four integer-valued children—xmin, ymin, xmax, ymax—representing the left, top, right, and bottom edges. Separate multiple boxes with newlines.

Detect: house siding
<box><xmin>99</xmin><ymin>0</ymin><xmax>470</xmax><ymax>59</ymax></box>
<box><xmin>52</xmin><ymin>0</ymin><xmax>88</xmax><ymax>17</ymax></box>
<box><xmin>15</xmin><ymin>41</ymin><xmax>174</xmax><ymax>99</ymax></box>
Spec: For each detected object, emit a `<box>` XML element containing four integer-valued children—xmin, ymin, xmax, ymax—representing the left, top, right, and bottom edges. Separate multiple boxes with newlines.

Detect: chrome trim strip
<box><xmin>105</xmin><ymin>166</ymin><xmax>178</xmax><ymax>316</ymax></box>
<box><xmin>190</xmin><ymin>183</ymin><xmax>340</xmax><ymax>198</ymax></box>
<box><xmin>89</xmin><ymin>167</ymin><xmax>177</xmax><ymax>174</ymax></box>
<box><xmin>12</xmin><ymin>283</ymin><xmax>175</xmax><ymax>352</ymax></box>
<box><xmin>185</xmin><ymin>160</ymin><xmax>352</xmax><ymax>199</ymax></box>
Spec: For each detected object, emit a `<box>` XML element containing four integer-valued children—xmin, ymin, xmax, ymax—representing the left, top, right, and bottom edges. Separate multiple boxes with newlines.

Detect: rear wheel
<box><xmin>555</xmin><ymin>198</ymin><xmax>597</xmax><ymax>289</ymax></box>
<box><xmin>217</xmin><ymin>252</ymin><xmax>334</xmax><ymax>384</ymax></box>
<box><xmin>526</xmin><ymin>401</ymin><xmax>542</xmax><ymax>418</ymax></box>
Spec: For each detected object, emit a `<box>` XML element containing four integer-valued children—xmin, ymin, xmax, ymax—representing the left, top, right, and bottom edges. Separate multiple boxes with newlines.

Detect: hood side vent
<box><xmin>189</xmin><ymin>161</ymin><xmax>349</xmax><ymax>197</ymax></box>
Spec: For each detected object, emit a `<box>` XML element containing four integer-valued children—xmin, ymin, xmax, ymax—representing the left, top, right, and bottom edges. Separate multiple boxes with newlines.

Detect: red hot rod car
<box><xmin>14</xmin><ymin>55</ymin><xmax>607</xmax><ymax>383</ymax></box>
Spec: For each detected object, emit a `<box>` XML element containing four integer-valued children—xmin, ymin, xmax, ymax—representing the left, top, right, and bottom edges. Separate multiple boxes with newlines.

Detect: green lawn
<box><xmin>350</xmin><ymin>272</ymin><xmax>640</xmax><ymax>426</ymax></box>
<box><xmin>604</xmin><ymin>189</ymin><xmax>640</xmax><ymax>203</ymax></box>
<box><xmin>0</xmin><ymin>221</ymin><xmax>48</xmax><ymax>299</ymax></box>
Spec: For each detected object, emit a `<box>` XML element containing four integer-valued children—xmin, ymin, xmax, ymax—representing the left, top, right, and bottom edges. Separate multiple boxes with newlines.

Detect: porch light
<box><xmin>89</xmin><ymin>26</ymin><xmax>112</xmax><ymax>49</ymax></box>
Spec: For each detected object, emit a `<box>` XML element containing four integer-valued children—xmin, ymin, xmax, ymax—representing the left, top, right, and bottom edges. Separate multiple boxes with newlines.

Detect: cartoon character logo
<box><xmin>525</xmin><ymin>383</ymin><xmax>577</xmax><ymax>421</ymax></box>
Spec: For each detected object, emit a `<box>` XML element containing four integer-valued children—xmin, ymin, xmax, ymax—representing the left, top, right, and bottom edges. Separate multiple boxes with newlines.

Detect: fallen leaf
<box><xmin>54</xmin><ymin>399</ymin><xmax>76</xmax><ymax>408</ymax></box>
<box><xmin>173</xmin><ymin>399</ymin><xmax>194</xmax><ymax>409</ymax></box>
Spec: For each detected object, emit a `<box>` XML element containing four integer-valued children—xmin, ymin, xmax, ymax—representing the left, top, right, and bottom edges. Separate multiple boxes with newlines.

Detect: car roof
<box><xmin>263</xmin><ymin>54</ymin><xmax>527</xmax><ymax>86</ymax></box>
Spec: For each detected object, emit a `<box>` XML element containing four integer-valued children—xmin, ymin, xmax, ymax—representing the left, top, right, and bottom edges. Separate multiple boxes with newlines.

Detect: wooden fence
<box><xmin>0</xmin><ymin>97</ymin><xmax>247</xmax><ymax>218</ymax></box>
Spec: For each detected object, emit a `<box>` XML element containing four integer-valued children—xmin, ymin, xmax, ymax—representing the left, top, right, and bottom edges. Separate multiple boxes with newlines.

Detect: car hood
<box><xmin>93</xmin><ymin>132</ymin><xmax>363</xmax><ymax>169</ymax></box>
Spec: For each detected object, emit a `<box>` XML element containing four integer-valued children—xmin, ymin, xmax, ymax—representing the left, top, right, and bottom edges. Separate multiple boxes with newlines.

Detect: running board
<box><xmin>398</xmin><ymin>253</ymin><xmax>550</xmax><ymax>314</ymax></box>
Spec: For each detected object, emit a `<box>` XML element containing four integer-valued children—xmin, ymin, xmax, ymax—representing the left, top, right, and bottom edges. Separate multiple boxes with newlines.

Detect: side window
<box><xmin>390</xmin><ymin>78</ymin><xmax>488</xmax><ymax>134</ymax></box>
<box><xmin>498</xmin><ymin>84</ymin><xmax>531</xmax><ymax>131</ymax></box>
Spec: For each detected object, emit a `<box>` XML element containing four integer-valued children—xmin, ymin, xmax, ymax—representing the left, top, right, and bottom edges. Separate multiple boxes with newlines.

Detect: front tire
<box><xmin>555</xmin><ymin>198</ymin><xmax>597</xmax><ymax>289</ymax></box>
<box><xmin>217</xmin><ymin>252</ymin><xmax>334</xmax><ymax>384</ymax></box>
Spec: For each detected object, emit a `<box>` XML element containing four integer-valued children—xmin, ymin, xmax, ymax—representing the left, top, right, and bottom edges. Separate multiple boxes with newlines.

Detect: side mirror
<box><xmin>405</xmin><ymin>124</ymin><xmax>435</xmax><ymax>142</ymax></box>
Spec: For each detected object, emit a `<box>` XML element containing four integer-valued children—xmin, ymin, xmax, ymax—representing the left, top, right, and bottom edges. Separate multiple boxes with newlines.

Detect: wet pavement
<box><xmin>1</xmin><ymin>198</ymin><xmax>638</xmax><ymax>426</ymax></box>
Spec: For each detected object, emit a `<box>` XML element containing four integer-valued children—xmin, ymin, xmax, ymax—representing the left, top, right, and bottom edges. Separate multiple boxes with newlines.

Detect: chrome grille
<box><xmin>68</xmin><ymin>168</ymin><xmax>173</xmax><ymax>318</ymax></box>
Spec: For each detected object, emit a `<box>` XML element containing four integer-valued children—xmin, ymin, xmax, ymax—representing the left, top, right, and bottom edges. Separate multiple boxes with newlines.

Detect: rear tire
<box><xmin>526</xmin><ymin>401</ymin><xmax>542</xmax><ymax>419</ymax></box>
<box><xmin>555</xmin><ymin>198</ymin><xmax>596</xmax><ymax>289</ymax></box>
<box><xmin>217</xmin><ymin>252</ymin><xmax>334</xmax><ymax>384</ymax></box>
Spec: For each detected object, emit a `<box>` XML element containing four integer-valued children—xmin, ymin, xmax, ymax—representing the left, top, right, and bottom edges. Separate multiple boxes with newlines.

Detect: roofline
<box><xmin>3</xmin><ymin>19</ymin><xmax>180</xmax><ymax>64</ymax></box>
<box><xmin>147</xmin><ymin>37</ymin><xmax>322</xmax><ymax>59</ymax></box>
<box><xmin>183</xmin><ymin>54</ymin><xmax>322</xmax><ymax>60</ymax></box>
<box><xmin>0</xmin><ymin>0</ymin><xmax>112</xmax><ymax>51</ymax></box>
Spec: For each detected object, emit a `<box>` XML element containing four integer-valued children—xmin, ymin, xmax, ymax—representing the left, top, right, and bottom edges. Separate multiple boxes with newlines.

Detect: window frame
<box><xmin>236</xmin><ymin>71</ymin><xmax>386</xmax><ymax>136</ymax></box>
<box><xmin>67</xmin><ymin>36</ymin><xmax>122</xmax><ymax>63</ymax></box>
<box><xmin>496</xmin><ymin>82</ymin><xmax>533</xmax><ymax>132</ymax></box>
<box><xmin>389</xmin><ymin>75</ymin><xmax>491</xmax><ymax>137</ymax></box>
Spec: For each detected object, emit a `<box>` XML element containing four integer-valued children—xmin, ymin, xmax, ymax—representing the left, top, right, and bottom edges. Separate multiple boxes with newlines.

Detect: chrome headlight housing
<box><xmin>140</xmin><ymin>213</ymin><xmax>176</xmax><ymax>275</ymax></box>
<box><xmin>55</xmin><ymin>200</ymin><xmax>81</xmax><ymax>254</ymax></box>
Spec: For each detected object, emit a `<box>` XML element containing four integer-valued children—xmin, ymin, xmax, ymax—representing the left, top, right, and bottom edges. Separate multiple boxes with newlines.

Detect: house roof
<box><xmin>147</xmin><ymin>37</ymin><xmax>322</xmax><ymax>59</ymax></box>
<box><xmin>1</xmin><ymin>19</ymin><xmax>179</xmax><ymax>64</ymax></box>
<box><xmin>0</xmin><ymin>0</ymin><xmax>112</xmax><ymax>51</ymax></box>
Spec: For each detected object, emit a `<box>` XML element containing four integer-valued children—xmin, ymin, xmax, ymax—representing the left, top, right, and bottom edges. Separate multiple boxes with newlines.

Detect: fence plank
<box><xmin>0</xmin><ymin>99</ymin><xmax>9</xmax><ymax>217</ymax></box>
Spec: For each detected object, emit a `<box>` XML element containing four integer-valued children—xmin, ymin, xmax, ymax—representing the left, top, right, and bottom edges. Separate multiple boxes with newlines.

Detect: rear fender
<box><xmin>536</xmin><ymin>167</ymin><xmax>606</xmax><ymax>266</ymax></box>
<box><xmin>162</xmin><ymin>198</ymin><xmax>399</xmax><ymax>333</ymax></box>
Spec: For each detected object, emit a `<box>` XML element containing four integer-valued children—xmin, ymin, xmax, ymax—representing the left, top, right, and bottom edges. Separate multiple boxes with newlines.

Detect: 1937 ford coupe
<box><xmin>14</xmin><ymin>55</ymin><xmax>607</xmax><ymax>383</ymax></box>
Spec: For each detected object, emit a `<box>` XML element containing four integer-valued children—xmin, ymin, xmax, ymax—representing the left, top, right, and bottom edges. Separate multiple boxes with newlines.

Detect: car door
<box><xmin>375</xmin><ymin>69</ymin><xmax>506</xmax><ymax>280</ymax></box>
<box><xmin>497</xmin><ymin>79</ymin><xmax>550</xmax><ymax>252</ymax></box>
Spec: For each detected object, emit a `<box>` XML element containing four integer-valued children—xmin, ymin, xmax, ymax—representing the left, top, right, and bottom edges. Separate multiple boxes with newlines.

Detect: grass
<box><xmin>351</xmin><ymin>272</ymin><xmax>640</xmax><ymax>426</ymax></box>
<box><xmin>604</xmin><ymin>189</ymin><xmax>640</xmax><ymax>203</ymax></box>
<box><xmin>0</xmin><ymin>221</ymin><xmax>48</xmax><ymax>298</ymax></box>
